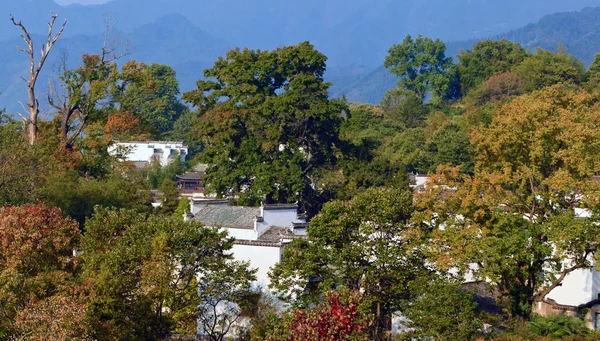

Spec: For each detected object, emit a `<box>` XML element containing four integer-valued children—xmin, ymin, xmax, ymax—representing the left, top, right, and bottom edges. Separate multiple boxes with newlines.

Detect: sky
<box><xmin>55</xmin><ymin>0</ymin><xmax>111</xmax><ymax>5</ymax></box>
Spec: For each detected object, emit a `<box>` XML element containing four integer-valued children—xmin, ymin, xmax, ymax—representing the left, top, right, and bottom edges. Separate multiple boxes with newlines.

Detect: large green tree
<box><xmin>183</xmin><ymin>42</ymin><xmax>347</xmax><ymax>210</ymax></box>
<box><xmin>118</xmin><ymin>62</ymin><xmax>187</xmax><ymax>134</ymax></box>
<box><xmin>457</xmin><ymin>39</ymin><xmax>529</xmax><ymax>95</ymax></box>
<box><xmin>514</xmin><ymin>47</ymin><xmax>586</xmax><ymax>92</ymax></box>
<box><xmin>269</xmin><ymin>187</ymin><xmax>428</xmax><ymax>340</ymax></box>
<box><xmin>81</xmin><ymin>207</ymin><xmax>255</xmax><ymax>340</ymax></box>
<box><xmin>384</xmin><ymin>35</ymin><xmax>453</xmax><ymax>102</ymax></box>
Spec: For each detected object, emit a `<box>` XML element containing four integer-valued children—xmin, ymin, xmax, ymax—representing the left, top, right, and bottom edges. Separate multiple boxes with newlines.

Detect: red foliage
<box><xmin>285</xmin><ymin>291</ymin><xmax>368</xmax><ymax>341</ymax></box>
<box><xmin>105</xmin><ymin>110</ymin><xmax>149</xmax><ymax>141</ymax></box>
<box><xmin>0</xmin><ymin>203</ymin><xmax>80</xmax><ymax>270</ymax></box>
<box><xmin>0</xmin><ymin>203</ymin><xmax>85</xmax><ymax>339</ymax></box>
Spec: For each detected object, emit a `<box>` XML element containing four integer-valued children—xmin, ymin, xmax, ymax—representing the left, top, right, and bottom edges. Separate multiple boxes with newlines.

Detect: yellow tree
<box><xmin>414</xmin><ymin>84</ymin><xmax>600</xmax><ymax>319</ymax></box>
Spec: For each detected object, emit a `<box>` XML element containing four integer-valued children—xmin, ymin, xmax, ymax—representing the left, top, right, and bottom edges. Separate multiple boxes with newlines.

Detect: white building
<box><xmin>184</xmin><ymin>199</ymin><xmax>307</xmax><ymax>288</ymax></box>
<box><xmin>108</xmin><ymin>141</ymin><xmax>188</xmax><ymax>168</ymax></box>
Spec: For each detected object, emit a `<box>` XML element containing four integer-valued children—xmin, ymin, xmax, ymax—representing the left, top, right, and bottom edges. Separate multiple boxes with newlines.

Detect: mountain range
<box><xmin>331</xmin><ymin>6</ymin><xmax>600</xmax><ymax>104</ymax></box>
<box><xmin>2</xmin><ymin>0</ymin><xmax>600</xmax><ymax>113</ymax></box>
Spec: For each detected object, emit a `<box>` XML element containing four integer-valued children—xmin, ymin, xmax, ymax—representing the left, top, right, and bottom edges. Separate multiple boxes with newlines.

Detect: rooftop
<box><xmin>259</xmin><ymin>226</ymin><xmax>295</xmax><ymax>241</ymax></box>
<box><xmin>177</xmin><ymin>172</ymin><xmax>203</xmax><ymax>180</ymax></box>
<box><xmin>193</xmin><ymin>205</ymin><xmax>260</xmax><ymax>229</ymax></box>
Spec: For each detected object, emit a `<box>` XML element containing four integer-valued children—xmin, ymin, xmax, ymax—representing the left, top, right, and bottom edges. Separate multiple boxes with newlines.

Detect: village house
<box><xmin>177</xmin><ymin>172</ymin><xmax>204</xmax><ymax>195</ymax></box>
<box><xmin>108</xmin><ymin>141</ymin><xmax>188</xmax><ymax>168</ymax></box>
<box><xmin>184</xmin><ymin>199</ymin><xmax>307</xmax><ymax>288</ymax></box>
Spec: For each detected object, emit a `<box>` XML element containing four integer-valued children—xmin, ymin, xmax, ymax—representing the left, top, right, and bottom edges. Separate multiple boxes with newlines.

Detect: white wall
<box><xmin>222</xmin><ymin>227</ymin><xmax>257</xmax><ymax>241</ymax></box>
<box><xmin>546</xmin><ymin>268</ymin><xmax>600</xmax><ymax>306</ymax></box>
<box><xmin>109</xmin><ymin>141</ymin><xmax>187</xmax><ymax>166</ymax></box>
<box><xmin>263</xmin><ymin>208</ymin><xmax>303</xmax><ymax>227</ymax></box>
<box><xmin>231</xmin><ymin>243</ymin><xmax>282</xmax><ymax>288</ymax></box>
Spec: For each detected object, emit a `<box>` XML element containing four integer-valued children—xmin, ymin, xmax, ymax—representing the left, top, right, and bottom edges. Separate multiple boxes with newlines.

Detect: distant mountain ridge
<box><xmin>1</xmin><ymin>1</ymin><xmax>600</xmax><ymax>113</ymax></box>
<box><xmin>333</xmin><ymin>6</ymin><xmax>600</xmax><ymax>104</ymax></box>
<box><xmin>2</xmin><ymin>0</ymin><xmax>599</xmax><ymax>65</ymax></box>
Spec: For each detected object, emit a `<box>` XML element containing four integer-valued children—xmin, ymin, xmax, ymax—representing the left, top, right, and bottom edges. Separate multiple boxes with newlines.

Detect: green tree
<box><xmin>337</xmin><ymin>104</ymin><xmax>406</xmax><ymax>197</ymax></box>
<box><xmin>398</xmin><ymin>274</ymin><xmax>482</xmax><ymax>341</ymax></box>
<box><xmin>457</xmin><ymin>39</ymin><xmax>529</xmax><ymax>95</ymax></box>
<box><xmin>380</xmin><ymin>88</ymin><xmax>429</xmax><ymax>128</ymax></box>
<box><xmin>173</xmin><ymin>197</ymin><xmax>190</xmax><ymax>219</ymax></box>
<box><xmin>183</xmin><ymin>42</ymin><xmax>347</xmax><ymax>210</ymax></box>
<box><xmin>49</xmin><ymin>53</ymin><xmax>119</xmax><ymax>149</ymax></box>
<box><xmin>165</xmin><ymin>107</ymin><xmax>202</xmax><ymax>159</ymax></box>
<box><xmin>384</xmin><ymin>35</ymin><xmax>453</xmax><ymax>102</ymax></box>
<box><xmin>378</xmin><ymin>127</ymin><xmax>427</xmax><ymax>174</ymax></box>
<box><xmin>159</xmin><ymin>178</ymin><xmax>180</xmax><ymax>215</ymax></box>
<box><xmin>422</xmin><ymin>121</ymin><xmax>474</xmax><ymax>174</ymax></box>
<box><xmin>586</xmin><ymin>53</ymin><xmax>600</xmax><ymax>88</ymax></box>
<box><xmin>514</xmin><ymin>47</ymin><xmax>586</xmax><ymax>92</ymax></box>
<box><xmin>118</xmin><ymin>62</ymin><xmax>186</xmax><ymax>134</ymax></box>
<box><xmin>0</xmin><ymin>114</ymin><xmax>44</xmax><ymax>205</ymax></box>
<box><xmin>269</xmin><ymin>187</ymin><xmax>428</xmax><ymax>340</ymax></box>
<box><xmin>40</xmin><ymin>167</ymin><xmax>151</xmax><ymax>227</ymax></box>
<box><xmin>144</xmin><ymin>157</ymin><xmax>186</xmax><ymax>190</ymax></box>
<box><xmin>81</xmin><ymin>207</ymin><xmax>255</xmax><ymax>340</ymax></box>
<box><xmin>415</xmin><ymin>85</ymin><xmax>600</xmax><ymax>320</ymax></box>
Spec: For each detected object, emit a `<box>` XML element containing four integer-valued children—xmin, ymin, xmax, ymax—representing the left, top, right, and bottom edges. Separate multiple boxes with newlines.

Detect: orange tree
<box><xmin>0</xmin><ymin>203</ymin><xmax>86</xmax><ymax>340</ymax></box>
<box><xmin>414</xmin><ymin>84</ymin><xmax>600</xmax><ymax>319</ymax></box>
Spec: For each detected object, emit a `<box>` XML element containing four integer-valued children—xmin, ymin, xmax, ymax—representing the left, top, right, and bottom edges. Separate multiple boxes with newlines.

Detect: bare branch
<box><xmin>10</xmin><ymin>12</ymin><xmax>66</xmax><ymax>144</ymax></box>
<box><xmin>534</xmin><ymin>253</ymin><xmax>591</xmax><ymax>302</ymax></box>
<box><xmin>99</xmin><ymin>13</ymin><xmax>131</xmax><ymax>64</ymax></box>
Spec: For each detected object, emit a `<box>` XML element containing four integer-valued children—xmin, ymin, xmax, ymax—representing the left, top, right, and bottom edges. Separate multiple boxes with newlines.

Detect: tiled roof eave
<box><xmin>234</xmin><ymin>239</ymin><xmax>283</xmax><ymax>247</ymax></box>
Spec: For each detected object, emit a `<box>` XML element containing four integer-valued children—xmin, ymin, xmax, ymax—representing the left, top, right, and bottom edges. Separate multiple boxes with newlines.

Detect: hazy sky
<box><xmin>55</xmin><ymin>0</ymin><xmax>111</xmax><ymax>5</ymax></box>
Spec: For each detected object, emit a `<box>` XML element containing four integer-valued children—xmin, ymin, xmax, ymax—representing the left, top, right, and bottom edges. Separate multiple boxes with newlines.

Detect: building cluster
<box><xmin>112</xmin><ymin>141</ymin><xmax>600</xmax><ymax>331</ymax></box>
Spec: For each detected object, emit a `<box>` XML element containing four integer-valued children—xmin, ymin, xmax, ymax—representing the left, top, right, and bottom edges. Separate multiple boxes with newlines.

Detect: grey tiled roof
<box><xmin>193</xmin><ymin>206</ymin><xmax>260</xmax><ymax>229</ymax></box>
<box><xmin>259</xmin><ymin>226</ymin><xmax>295</xmax><ymax>241</ymax></box>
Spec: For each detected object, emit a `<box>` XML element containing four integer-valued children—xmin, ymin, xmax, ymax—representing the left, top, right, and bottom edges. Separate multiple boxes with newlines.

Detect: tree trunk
<box><xmin>10</xmin><ymin>13</ymin><xmax>66</xmax><ymax>145</ymax></box>
<box><xmin>27</xmin><ymin>84</ymin><xmax>38</xmax><ymax>145</ymax></box>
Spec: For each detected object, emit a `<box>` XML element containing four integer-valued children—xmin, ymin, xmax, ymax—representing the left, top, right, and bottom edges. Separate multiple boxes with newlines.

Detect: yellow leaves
<box><xmin>472</xmin><ymin>85</ymin><xmax>600</xmax><ymax>198</ymax></box>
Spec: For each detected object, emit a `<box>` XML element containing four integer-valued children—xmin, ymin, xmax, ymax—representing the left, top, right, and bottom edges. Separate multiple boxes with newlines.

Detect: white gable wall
<box><xmin>262</xmin><ymin>207</ymin><xmax>302</xmax><ymax>227</ymax></box>
<box><xmin>231</xmin><ymin>243</ymin><xmax>282</xmax><ymax>288</ymax></box>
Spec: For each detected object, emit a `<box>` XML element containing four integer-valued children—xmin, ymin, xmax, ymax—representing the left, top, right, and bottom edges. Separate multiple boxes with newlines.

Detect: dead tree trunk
<box><xmin>10</xmin><ymin>13</ymin><xmax>66</xmax><ymax>145</ymax></box>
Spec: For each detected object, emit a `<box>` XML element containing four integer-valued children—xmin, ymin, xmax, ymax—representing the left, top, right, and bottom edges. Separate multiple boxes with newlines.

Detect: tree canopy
<box><xmin>384</xmin><ymin>35</ymin><xmax>453</xmax><ymax>102</ymax></box>
<box><xmin>183</xmin><ymin>42</ymin><xmax>347</xmax><ymax>211</ymax></box>
<box><xmin>457</xmin><ymin>39</ymin><xmax>529</xmax><ymax>95</ymax></box>
<box><xmin>415</xmin><ymin>85</ymin><xmax>600</xmax><ymax>319</ymax></box>
<box><xmin>269</xmin><ymin>187</ymin><xmax>428</xmax><ymax>339</ymax></box>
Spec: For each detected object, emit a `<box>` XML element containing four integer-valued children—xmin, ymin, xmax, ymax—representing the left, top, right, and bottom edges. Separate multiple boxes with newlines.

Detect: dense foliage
<box><xmin>4</xmin><ymin>19</ymin><xmax>600</xmax><ymax>340</ymax></box>
<box><xmin>183</xmin><ymin>42</ymin><xmax>347</xmax><ymax>213</ymax></box>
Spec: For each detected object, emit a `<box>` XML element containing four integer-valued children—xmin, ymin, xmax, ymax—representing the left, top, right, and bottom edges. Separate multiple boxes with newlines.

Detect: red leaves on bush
<box><xmin>285</xmin><ymin>291</ymin><xmax>368</xmax><ymax>341</ymax></box>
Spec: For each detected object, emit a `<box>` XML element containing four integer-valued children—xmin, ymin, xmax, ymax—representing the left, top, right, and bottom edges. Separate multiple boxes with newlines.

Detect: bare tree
<box><xmin>10</xmin><ymin>13</ymin><xmax>66</xmax><ymax>145</ymax></box>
